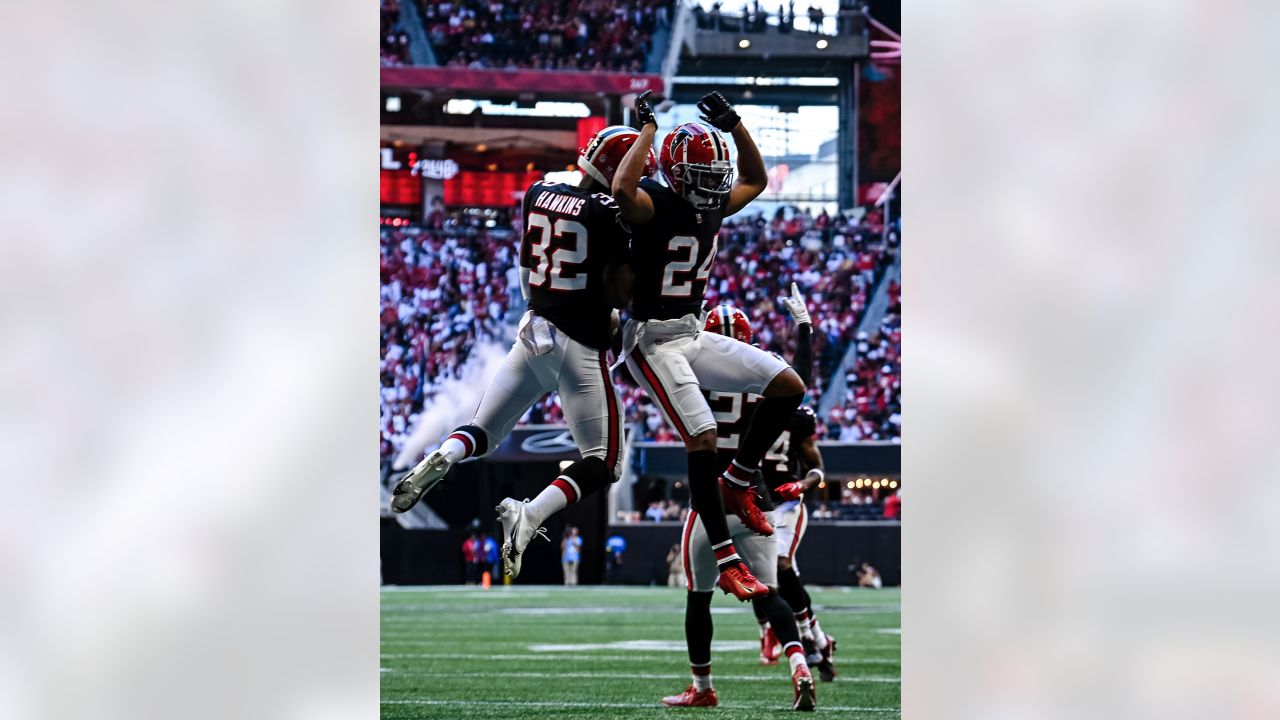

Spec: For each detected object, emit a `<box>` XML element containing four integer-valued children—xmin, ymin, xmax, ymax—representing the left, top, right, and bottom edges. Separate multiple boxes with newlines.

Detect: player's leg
<box><xmin>739</xmin><ymin>516</ymin><xmax>815</xmax><ymax>711</ymax></box>
<box><xmin>496</xmin><ymin>341</ymin><xmax>622</xmax><ymax>577</ymax></box>
<box><xmin>752</xmin><ymin>596</ymin><xmax>781</xmax><ymax>665</ymax></box>
<box><xmin>392</xmin><ymin>341</ymin><xmax>552</xmax><ymax>512</ymax></box>
<box><xmin>663</xmin><ymin>512</ymin><xmax>719</xmax><ymax>707</ymax></box>
<box><xmin>780</xmin><ymin>503</ymin><xmax>836</xmax><ymax>679</ymax></box>
<box><xmin>625</xmin><ymin>339</ymin><xmax>766</xmax><ymax>601</ymax></box>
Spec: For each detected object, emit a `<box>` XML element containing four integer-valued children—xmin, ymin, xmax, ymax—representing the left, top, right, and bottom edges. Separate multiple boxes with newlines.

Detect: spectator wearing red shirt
<box><xmin>883</xmin><ymin>491</ymin><xmax>901</xmax><ymax>520</ymax></box>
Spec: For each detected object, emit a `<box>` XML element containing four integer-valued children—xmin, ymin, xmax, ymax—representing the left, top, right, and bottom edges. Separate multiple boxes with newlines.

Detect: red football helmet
<box><xmin>704</xmin><ymin>305</ymin><xmax>753</xmax><ymax>344</ymax></box>
<box><xmin>659</xmin><ymin>122</ymin><xmax>734</xmax><ymax>210</ymax></box>
<box><xmin>578</xmin><ymin>125</ymin><xmax>657</xmax><ymax>188</ymax></box>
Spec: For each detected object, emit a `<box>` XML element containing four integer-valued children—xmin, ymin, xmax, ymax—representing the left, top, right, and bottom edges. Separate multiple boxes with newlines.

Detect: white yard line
<box><xmin>381</xmin><ymin>669</ymin><xmax>900</xmax><ymax>683</ymax></box>
<box><xmin>380</xmin><ymin>652</ymin><xmax>899</xmax><ymax>665</ymax></box>
<box><xmin>378</xmin><ymin>640</ymin><xmax>902</xmax><ymax>652</ymax></box>
<box><xmin>380</xmin><ymin>698</ymin><xmax>899</xmax><ymax>713</ymax></box>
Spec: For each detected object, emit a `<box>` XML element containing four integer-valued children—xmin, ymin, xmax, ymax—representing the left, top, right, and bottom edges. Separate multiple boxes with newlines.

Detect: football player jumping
<box><xmin>661</xmin><ymin>286</ymin><xmax>818</xmax><ymax>711</ymax></box>
<box><xmin>611</xmin><ymin>90</ymin><xmax>808</xmax><ymax>601</ymax></box>
<box><xmin>390</xmin><ymin>125</ymin><xmax>655</xmax><ymax>579</ymax></box>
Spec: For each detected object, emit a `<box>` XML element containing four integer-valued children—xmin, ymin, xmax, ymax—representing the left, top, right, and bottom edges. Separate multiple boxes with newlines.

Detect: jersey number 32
<box><xmin>527</xmin><ymin>212</ymin><xmax>588</xmax><ymax>291</ymax></box>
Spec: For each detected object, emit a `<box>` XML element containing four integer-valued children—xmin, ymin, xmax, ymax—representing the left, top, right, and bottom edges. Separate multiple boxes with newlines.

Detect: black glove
<box><xmin>697</xmin><ymin>91</ymin><xmax>741</xmax><ymax>132</ymax></box>
<box><xmin>634</xmin><ymin>90</ymin><xmax>657</xmax><ymax>130</ymax></box>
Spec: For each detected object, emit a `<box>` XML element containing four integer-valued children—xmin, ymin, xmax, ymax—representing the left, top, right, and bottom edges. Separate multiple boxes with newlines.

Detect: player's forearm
<box><xmin>797</xmin><ymin>466</ymin><xmax>824</xmax><ymax>492</ymax></box>
<box><xmin>730</xmin><ymin>124</ymin><xmax>767</xmax><ymax>196</ymax></box>
<box><xmin>519</xmin><ymin>266</ymin><xmax>532</xmax><ymax>300</ymax></box>
<box><xmin>612</xmin><ymin>124</ymin><xmax>656</xmax><ymax>218</ymax></box>
<box><xmin>791</xmin><ymin>321</ymin><xmax>813</xmax><ymax>387</ymax></box>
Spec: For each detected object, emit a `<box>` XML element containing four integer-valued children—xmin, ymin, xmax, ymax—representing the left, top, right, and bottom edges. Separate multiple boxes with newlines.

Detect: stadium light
<box><xmin>738</xmin><ymin>39</ymin><xmax>751</xmax><ymax>49</ymax></box>
<box><xmin>872</xmin><ymin>481</ymin><xmax>881</xmax><ymax>489</ymax></box>
<box><xmin>385</xmin><ymin>96</ymin><xmax>401</xmax><ymax>112</ymax></box>
<box><xmin>846</xmin><ymin>481</ymin><xmax>855</xmax><ymax>489</ymax></box>
<box><xmin>889</xmin><ymin>481</ymin><xmax>898</xmax><ymax>489</ymax></box>
<box><xmin>816</xmin><ymin>39</ymin><xmax>829</xmax><ymax>50</ymax></box>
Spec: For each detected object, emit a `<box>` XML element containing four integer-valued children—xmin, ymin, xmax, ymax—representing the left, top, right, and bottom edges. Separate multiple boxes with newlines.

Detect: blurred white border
<box><xmin>907</xmin><ymin>0</ymin><xmax>1280</xmax><ymax>717</ymax></box>
<box><xmin>0</xmin><ymin>1</ymin><xmax>378</xmax><ymax>718</ymax></box>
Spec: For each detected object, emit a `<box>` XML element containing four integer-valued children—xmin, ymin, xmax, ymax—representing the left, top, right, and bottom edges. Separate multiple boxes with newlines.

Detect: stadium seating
<box><xmin>419</xmin><ymin>0</ymin><xmax>672</xmax><ymax>72</ymax></box>
<box><xmin>380</xmin><ymin>217</ymin><xmax>521</xmax><ymax>458</ymax></box>
<box><xmin>822</xmin><ymin>280</ymin><xmax>900</xmax><ymax>442</ymax></box>
<box><xmin>382</xmin><ymin>0</ymin><xmax>413</xmax><ymax>66</ymax></box>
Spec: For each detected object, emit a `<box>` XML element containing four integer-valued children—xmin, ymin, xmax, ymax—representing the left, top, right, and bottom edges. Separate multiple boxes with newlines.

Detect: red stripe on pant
<box><xmin>629</xmin><ymin>347</ymin><xmax>691</xmax><ymax>442</ymax></box>
<box><xmin>788</xmin><ymin>503</ymin><xmax>806</xmax><ymax>561</ymax></box>
<box><xmin>682</xmin><ymin>510</ymin><xmax>697</xmax><ymax>591</ymax></box>
<box><xmin>597</xmin><ymin>352</ymin><xmax>619</xmax><ymax>471</ymax></box>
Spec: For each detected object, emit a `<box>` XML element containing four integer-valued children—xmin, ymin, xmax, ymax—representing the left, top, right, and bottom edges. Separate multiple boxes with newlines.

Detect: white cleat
<box><xmin>390</xmin><ymin>449</ymin><xmax>452</xmax><ymax>513</ymax></box>
<box><xmin>495</xmin><ymin>498</ymin><xmax>549</xmax><ymax>579</ymax></box>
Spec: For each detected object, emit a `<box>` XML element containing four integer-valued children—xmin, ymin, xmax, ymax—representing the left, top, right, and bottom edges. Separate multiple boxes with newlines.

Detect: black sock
<box><xmin>449</xmin><ymin>424</ymin><xmax>490</xmax><ymax>457</ymax></box>
<box><xmin>752</xmin><ymin>596</ymin><xmax>770</xmax><ymax>623</ymax></box>
<box><xmin>734</xmin><ymin>393</ymin><xmax>803</xmax><ymax>469</ymax></box>
<box><xmin>685</xmin><ymin>591</ymin><xmax>714</xmax><ymax>667</ymax></box>
<box><xmin>688</xmin><ymin>449</ymin><xmax>733</xmax><ymax>550</ymax></box>
<box><xmin>777</xmin><ymin>565</ymin><xmax>809</xmax><ymax>616</ymax></box>
<box><xmin>752</xmin><ymin>589</ymin><xmax>802</xmax><ymax>648</ymax></box>
<box><xmin>555</xmin><ymin>456</ymin><xmax>614</xmax><ymax>503</ymax></box>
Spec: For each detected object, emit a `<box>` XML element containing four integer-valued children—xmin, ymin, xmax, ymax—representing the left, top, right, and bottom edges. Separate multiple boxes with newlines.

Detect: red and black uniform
<box><xmin>628</xmin><ymin>177</ymin><xmax>724</xmax><ymax>322</ymax></box>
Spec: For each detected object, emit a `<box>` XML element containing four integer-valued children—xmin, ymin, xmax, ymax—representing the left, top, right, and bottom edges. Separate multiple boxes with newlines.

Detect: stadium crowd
<box><xmin>421</xmin><ymin>0</ymin><xmax>671</xmax><ymax>72</ymax></box>
<box><xmin>380</xmin><ymin>204</ymin><xmax>899</xmax><ymax>461</ymax></box>
<box><xmin>821</xmin><ymin>278</ymin><xmax>900</xmax><ymax>442</ymax></box>
<box><xmin>382</xmin><ymin>0</ymin><xmax>412</xmax><ymax>66</ymax></box>
<box><xmin>380</xmin><ymin>213</ymin><xmax>521</xmax><ymax>460</ymax></box>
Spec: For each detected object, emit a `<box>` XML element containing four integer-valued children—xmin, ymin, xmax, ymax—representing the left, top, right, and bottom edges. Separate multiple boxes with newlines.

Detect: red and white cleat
<box><xmin>817</xmin><ymin>634</ymin><xmax>837</xmax><ymax>681</ymax></box>
<box><xmin>792</xmin><ymin>665</ymin><xmax>816</xmax><ymax>711</ymax></box>
<box><xmin>717</xmin><ymin>563</ymin><xmax>769</xmax><ymax>601</ymax></box>
<box><xmin>661</xmin><ymin>685</ymin><xmax>719</xmax><ymax>707</ymax></box>
<box><xmin>760</xmin><ymin>626</ymin><xmax>782</xmax><ymax>665</ymax></box>
<box><xmin>720</xmin><ymin>477</ymin><xmax>774</xmax><ymax>536</ymax></box>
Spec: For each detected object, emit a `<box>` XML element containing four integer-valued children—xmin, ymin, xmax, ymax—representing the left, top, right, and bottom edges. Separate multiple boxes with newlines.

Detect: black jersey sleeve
<box><xmin>588</xmin><ymin>191</ymin><xmax>632</xmax><ymax>265</ymax></box>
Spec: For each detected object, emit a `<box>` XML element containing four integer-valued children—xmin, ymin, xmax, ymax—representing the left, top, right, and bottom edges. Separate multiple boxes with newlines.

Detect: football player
<box><xmin>390</xmin><ymin>126</ymin><xmax>655</xmax><ymax>579</ymax></box>
<box><xmin>611</xmin><ymin>90</ymin><xmax>807</xmax><ymax>602</ymax></box>
<box><xmin>709</xmin><ymin>289</ymin><xmax>836</xmax><ymax>680</ymax></box>
<box><xmin>661</xmin><ymin>286</ymin><xmax>817</xmax><ymax>712</ymax></box>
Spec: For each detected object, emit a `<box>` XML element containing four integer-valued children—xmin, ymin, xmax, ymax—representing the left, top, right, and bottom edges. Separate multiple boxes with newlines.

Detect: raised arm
<box><xmin>697</xmin><ymin>91</ymin><xmax>767</xmax><ymax>217</ymax></box>
<box><xmin>780</xmin><ymin>282</ymin><xmax>814</xmax><ymax>386</ymax></box>
<box><xmin>611</xmin><ymin>91</ymin><xmax>657</xmax><ymax>225</ymax></box>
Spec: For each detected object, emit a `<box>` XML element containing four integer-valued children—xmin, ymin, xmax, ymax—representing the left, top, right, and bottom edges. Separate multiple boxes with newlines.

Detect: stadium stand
<box><xmin>380</xmin><ymin>214</ymin><xmax>521</xmax><ymax>458</ymax></box>
<box><xmin>418</xmin><ymin>0</ymin><xmax>673</xmax><ymax>72</ymax></box>
<box><xmin>382</xmin><ymin>0</ymin><xmax>413</xmax><ymax>66</ymax></box>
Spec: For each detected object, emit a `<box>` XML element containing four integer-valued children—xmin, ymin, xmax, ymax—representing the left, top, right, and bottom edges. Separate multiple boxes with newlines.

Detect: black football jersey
<box><xmin>629</xmin><ymin>177</ymin><xmax>725</xmax><ymax>321</ymax></box>
<box><xmin>705</xmin><ymin>390</ymin><xmax>818</xmax><ymax>507</ymax></box>
<box><xmin>520</xmin><ymin>181</ymin><xmax>631</xmax><ymax>351</ymax></box>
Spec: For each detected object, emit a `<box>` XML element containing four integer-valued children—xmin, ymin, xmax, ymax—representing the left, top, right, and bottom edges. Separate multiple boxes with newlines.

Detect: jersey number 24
<box><xmin>661</xmin><ymin>235</ymin><xmax>717</xmax><ymax>298</ymax></box>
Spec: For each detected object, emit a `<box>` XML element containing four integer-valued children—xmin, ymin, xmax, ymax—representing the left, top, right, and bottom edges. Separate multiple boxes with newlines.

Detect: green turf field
<box><xmin>381</xmin><ymin>585</ymin><xmax>900</xmax><ymax>719</ymax></box>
